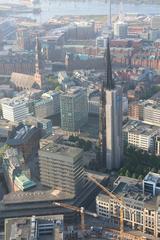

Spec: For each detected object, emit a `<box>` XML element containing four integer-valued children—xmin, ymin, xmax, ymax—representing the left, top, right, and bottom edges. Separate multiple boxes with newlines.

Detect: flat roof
<box><xmin>7</xmin><ymin>124</ymin><xmax>39</xmax><ymax>146</ymax></box>
<box><xmin>144</xmin><ymin>172</ymin><xmax>160</xmax><ymax>184</ymax></box>
<box><xmin>62</xmin><ymin>86</ymin><xmax>85</xmax><ymax>97</ymax></box>
<box><xmin>3</xmin><ymin>188</ymin><xmax>73</xmax><ymax>205</ymax></box>
<box><xmin>40</xmin><ymin>142</ymin><xmax>83</xmax><ymax>159</ymax></box>
<box><xmin>123</xmin><ymin>120</ymin><xmax>159</xmax><ymax>136</ymax></box>
<box><xmin>97</xmin><ymin>176</ymin><xmax>155</xmax><ymax>208</ymax></box>
<box><xmin>5</xmin><ymin>215</ymin><xmax>64</xmax><ymax>240</ymax></box>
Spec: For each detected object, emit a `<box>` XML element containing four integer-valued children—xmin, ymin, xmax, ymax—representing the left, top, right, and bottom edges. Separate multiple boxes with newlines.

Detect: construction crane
<box><xmin>53</xmin><ymin>202</ymin><xmax>98</xmax><ymax>231</ymax></box>
<box><xmin>88</xmin><ymin>175</ymin><xmax>146</xmax><ymax>240</ymax></box>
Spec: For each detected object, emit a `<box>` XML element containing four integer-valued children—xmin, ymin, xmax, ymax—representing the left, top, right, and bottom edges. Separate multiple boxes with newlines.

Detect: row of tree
<box><xmin>68</xmin><ymin>135</ymin><xmax>92</xmax><ymax>151</ymax></box>
<box><xmin>119</xmin><ymin>146</ymin><xmax>160</xmax><ymax>179</ymax></box>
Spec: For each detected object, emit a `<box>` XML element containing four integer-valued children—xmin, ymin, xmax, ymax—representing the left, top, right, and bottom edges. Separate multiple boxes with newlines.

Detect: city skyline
<box><xmin>0</xmin><ymin>0</ymin><xmax>160</xmax><ymax>239</ymax></box>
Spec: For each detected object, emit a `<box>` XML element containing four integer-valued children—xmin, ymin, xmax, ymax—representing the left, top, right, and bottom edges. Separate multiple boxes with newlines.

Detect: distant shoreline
<box><xmin>48</xmin><ymin>0</ymin><xmax>160</xmax><ymax>4</ymax></box>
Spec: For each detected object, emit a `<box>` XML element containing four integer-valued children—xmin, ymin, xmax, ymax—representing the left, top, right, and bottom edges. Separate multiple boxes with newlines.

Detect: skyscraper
<box><xmin>99</xmin><ymin>39</ymin><xmax>123</xmax><ymax>170</ymax></box>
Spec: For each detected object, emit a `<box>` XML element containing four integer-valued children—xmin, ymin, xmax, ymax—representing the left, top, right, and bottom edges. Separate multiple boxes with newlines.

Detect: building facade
<box><xmin>105</xmin><ymin>86</ymin><xmax>123</xmax><ymax>170</ymax></box>
<box><xmin>96</xmin><ymin>175</ymin><xmax>160</xmax><ymax>238</ymax></box>
<box><xmin>128</xmin><ymin>101</ymin><xmax>144</xmax><ymax>120</ymax></box>
<box><xmin>1</xmin><ymin>97</ymin><xmax>31</xmax><ymax>123</ymax></box>
<box><xmin>114</xmin><ymin>21</ymin><xmax>128</xmax><ymax>38</ymax></box>
<box><xmin>143</xmin><ymin>101</ymin><xmax>160</xmax><ymax>127</ymax></box>
<box><xmin>39</xmin><ymin>143</ymin><xmax>85</xmax><ymax>198</ymax></box>
<box><xmin>60</xmin><ymin>87</ymin><xmax>88</xmax><ymax>132</ymax></box>
<box><xmin>123</xmin><ymin>120</ymin><xmax>160</xmax><ymax>153</ymax></box>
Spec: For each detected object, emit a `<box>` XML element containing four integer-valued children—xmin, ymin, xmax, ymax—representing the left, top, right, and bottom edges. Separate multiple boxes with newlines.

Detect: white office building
<box><xmin>123</xmin><ymin>120</ymin><xmax>160</xmax><ymax>153</ymax></box>
<box><xmin>1</xmin><ymin>97</ymin><xmax>31</xmax><ymax>123</ymax></box>
<box><xmin>143</xmin><ymin>172</ymin><xmax>160</xmax><ymax>196</ymax></box>
<box><xmin>114</xmin><ymin>21</ymin><xmax>128</xmax><ymax>38</ymax></box>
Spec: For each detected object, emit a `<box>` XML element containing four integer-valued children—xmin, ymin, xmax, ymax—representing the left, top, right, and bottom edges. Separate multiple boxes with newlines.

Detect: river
<box><xmin>0</xmin><ymin>0</ymin><xmax>160</xmax><ymax>23</ymax></box>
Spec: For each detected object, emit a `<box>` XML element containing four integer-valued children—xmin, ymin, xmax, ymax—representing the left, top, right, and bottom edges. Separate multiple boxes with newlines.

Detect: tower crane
<box><xmin>53</xmin><ymin>202</ymin><xmax>98</xmax><ymax>231</ymax></box>
<box><xmin>88</xmin><ymin>175</ymin><xmax>146</xmax><ymax>240</ymax></box>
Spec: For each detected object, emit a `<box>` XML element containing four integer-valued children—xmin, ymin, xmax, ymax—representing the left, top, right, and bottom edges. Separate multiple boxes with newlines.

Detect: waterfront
<box><xmin>0</xmin><ymin>0</ymin><xmax>160</xmax><ymax>23</ymax></box>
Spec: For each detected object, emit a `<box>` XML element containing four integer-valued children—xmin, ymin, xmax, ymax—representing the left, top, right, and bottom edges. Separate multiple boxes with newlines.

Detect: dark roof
<box><xmin>104</xmin><ymin>39</ymin><xmax>114</xmax><ymax>90</ymax></box>
<box><xmin>7</xmin><ymin>124</ymin><xmax>39</xmax><ymax>146</ymax></box>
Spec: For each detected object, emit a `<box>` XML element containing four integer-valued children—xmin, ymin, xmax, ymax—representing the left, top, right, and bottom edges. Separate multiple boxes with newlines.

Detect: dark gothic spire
<box><xmin>35</xmin><ymin>35</ymin><xmax>43</xmax><ymax>74</ymax></box>
<box><xmin>104</xmin><ymin>38</ymin><xmax>114</xmax><ymax>90</ymax></box>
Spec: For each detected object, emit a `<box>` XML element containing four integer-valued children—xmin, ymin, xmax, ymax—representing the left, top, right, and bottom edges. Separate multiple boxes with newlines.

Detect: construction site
<box><xmin>60</xmin><ymin>172</ymin><xmax>160</xmax><ymax>240</ymax></box>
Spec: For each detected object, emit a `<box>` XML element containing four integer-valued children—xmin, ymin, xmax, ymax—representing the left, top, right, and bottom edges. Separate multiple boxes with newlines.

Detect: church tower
<box><xmin>99</xmin><ymin>39</ymin><xmax>123</xmax><ymax>170</ymax></box>
<box><xmin>34</xmin><ymin>35</ymin><xmax>45</xmax><ymax>89</ymax></box>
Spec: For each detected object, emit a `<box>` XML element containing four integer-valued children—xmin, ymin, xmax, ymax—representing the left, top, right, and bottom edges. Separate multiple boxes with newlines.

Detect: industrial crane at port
<box><xmin>88</xmin><ymin>175</ymin><xmax>146</xmax><ymax>240</ymax></box>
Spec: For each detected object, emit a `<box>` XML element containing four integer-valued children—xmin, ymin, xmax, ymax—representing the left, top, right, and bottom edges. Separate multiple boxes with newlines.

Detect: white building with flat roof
<box><xmin>123</xmin><ymin>120</ymin><xmax>160</xmax><ymax>153</ymax></box>
<box><xmin>1</xmin><ymin>97</ymin><xmax>31</xmax><ymax>123</ymax></box>
<box><xmin>143</xmin><ymin>172</ymin><xmax>160</xmax><ymax>196</ymax></box>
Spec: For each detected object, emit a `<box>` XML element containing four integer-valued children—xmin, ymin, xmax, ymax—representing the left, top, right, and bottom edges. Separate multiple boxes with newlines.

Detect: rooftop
<box><xmin>40</xmin><ymin>142</ymin><xmax>83</xmax><ymax>159</ymax></box>
<box><xmin>6</xmin><ymin>124</ymin><xmax>39</xmax><ymax>146</ymax></box>
<box><xmin>3</xmin><ymin>188</ymin><xmax>73</xmax><ymax>204</ymax></box>
<box><xmin>144</xmin><ymin>172</ymin><xmax>160</xmax><ymax>185</ymax></box>
<box><xmin>62</xmin><ymin>86</ymin><xmax>86</xmax><ymax>97</ymax></box>
<box><xmin>5</xmin><ymin>215</ymin><xmax>64</xmax><ymax>240</ymax></box>
<box><xmin>14</xmin><ymin>173</ymin><xmax>36</xmax><ymax>190</ymax></box>
<box><xmin>123</xmin><ymin>120</ymin><xmax>159</xmax><ymax>136</ymax></box>
<box><xmin>98</xmin><ymin>176</ymin><xmax>155</xmax><ymax>208</ymax></box>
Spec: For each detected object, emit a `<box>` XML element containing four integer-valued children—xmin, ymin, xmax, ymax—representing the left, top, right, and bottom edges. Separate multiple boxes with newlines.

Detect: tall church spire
<box><xmin>34</xmin><ymin>34</ymin><xmax>45</xmax><ymax>89</ymax></box>
<box><xmin>104</xmin><ymin>39</ymin><xmax>114</xmax><ymax>90</ymax></box>
<box><xmin>35</xmin><ymin>35</ymin><xmax>43</xmax><ymax>74</ymax></box>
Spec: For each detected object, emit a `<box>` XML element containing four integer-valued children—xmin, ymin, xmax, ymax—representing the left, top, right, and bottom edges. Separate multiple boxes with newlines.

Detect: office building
<box><xmin>88</xmin><ymin>95</ymin><xmax>100</xmax><ymax>115</ymax></box>
<box><xmin>96</xmin><ymin>36</ymin><xmax>108</xmax><ymax>48</ymax></box>
<box><xmin>143</xmin><ymin>100</ymin><xmax>160</xmax><ymax>127</ymax></box>
<box><xmin>5</xmin><ymin>215</ymin><xmax>64</xmax><ymax>240</ymax></box>
<box><xmin>34</xmin><ymin>91</ymin><xmax>60</xmax><ymax>119</ymax></box>
<box><xmin>123</xmin><ymin>120</ymin><xmax>160</xmax><ymax>153</ymax></box>
<box><xmin>143</xmin><ymin>172</ymin><xmax>160</xmax><ymax>196</ymax></box>
<box><xmin>114</xmin><ymin>21</ymin><xmax>128</xmax><ymax>38</ymax></box>
<box><xmin>16</xmin><ymin>27</ymin><xmax>33</xmax><ymax>50</ymax></box>
<box><xmin>39</xmin><ymin>142</ymin><xmax>85</xmax><ymax>198</ymax></box>
<box><xmin>34</xmin><ymin>98</ymin><xmax>54</xmax><ymax>119</ymax></box>
<box><xmin>99</xmin><ymin>40</ymin><xmax>123</xmax><ymax>170</ymax></box>
<box><xmin>96</xmin><ymin>175</ymin><xmax>160</xmax><ymax>238</ymax></box>
<box><xmin>60</xmin><ymin>87</ymin><xmax>88</xmax><ymax>132</ymax></box>
<box><xmin>42</xmin><ymin>91</ymin><xmax>60</xmax><ymax>115</ymax></box>
<box><xmin>1</xmin><ymin>97</ymin><xmax>31</xmax><ymax>123</ymax></box>
<box><xmin>25</xmin><ymin>116</ymin><xmax>53</xmax><ymax>137</ymax></box>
